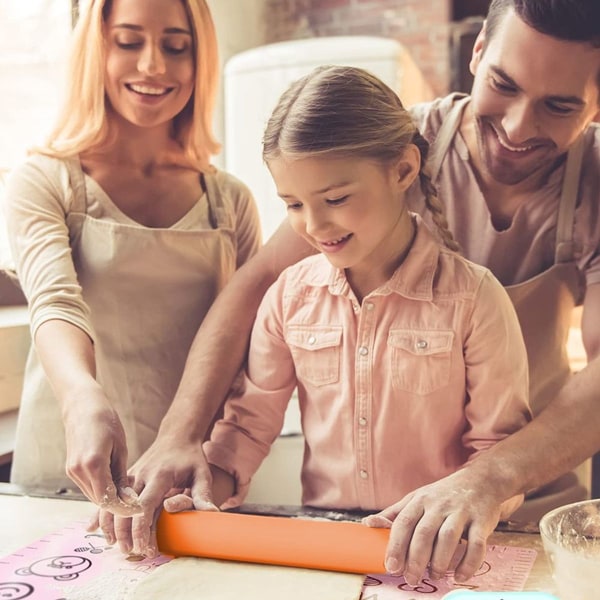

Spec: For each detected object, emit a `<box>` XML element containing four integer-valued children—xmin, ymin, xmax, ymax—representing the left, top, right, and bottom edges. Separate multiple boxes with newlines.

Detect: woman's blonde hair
<box><xmin>263</xmin><ymin>65</ymin><xmax>458</xmax><ymax>251</ymax></box>
<box><xmin>38</xmin><ymin>0</ymin><xmax>220</xmax><ymax>170</ymax></box>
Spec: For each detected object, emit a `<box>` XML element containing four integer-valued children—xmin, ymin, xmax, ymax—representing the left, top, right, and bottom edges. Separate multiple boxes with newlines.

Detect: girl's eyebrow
<box><xmin>313</xmin><ymin>181</ymin><xmax>352</xmax><ymax>194</ymax></box>
<box><xmin>112</xmin><ymin>23</ymin><xmax>192</xmax><ymax>36</ymax></box>
<box><xmin>277</xmin><ymin>181</ymin><xmax>352</xmax><ymax>199</ymax></box>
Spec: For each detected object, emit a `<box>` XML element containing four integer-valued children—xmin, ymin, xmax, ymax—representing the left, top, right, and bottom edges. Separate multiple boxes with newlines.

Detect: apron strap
<box><xmin>555</xmin><ymin>135</ymin><xmax>585</xmax><ymax>264</ymax></box>
<box><xmin>428</xmin><ymin>95</ymin><xmax>584</xmax><ymax>266</ymax></box>
<box><xmin>428</xmin><ymin>94</ymin><xmax>470</xmax><ymax>183</ymax></box>
<box><xmin>202</xmin><ymin>171</ymin><xmax>233</xmax><ymax>230</ymax></box>
<box><xmin>63</xmin><ymin>160</ymin><xmax>237</xmax><ymax>231</ymax></box>
<box><xmin>64</xmin><ymin>156</ymin><xmax>88</xmax><ymax>213</ymax></box>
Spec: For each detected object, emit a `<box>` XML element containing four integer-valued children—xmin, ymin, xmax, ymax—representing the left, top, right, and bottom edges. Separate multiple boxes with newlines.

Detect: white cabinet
<box><xmin>0</xmin><ymin>306</ymin><xmax>29</xmax><ymax>414</ymax></box>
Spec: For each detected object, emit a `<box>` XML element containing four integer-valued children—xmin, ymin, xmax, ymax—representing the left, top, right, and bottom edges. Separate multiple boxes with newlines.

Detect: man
<box><xmin>359</xmin><ymin>0</ymin><xmax>600</xmax><ymax>584</ymax></box>
<box><xmin>82</xmin><ymin>0</ymin><xmax>600</xmax><ymax>584</ymax></box>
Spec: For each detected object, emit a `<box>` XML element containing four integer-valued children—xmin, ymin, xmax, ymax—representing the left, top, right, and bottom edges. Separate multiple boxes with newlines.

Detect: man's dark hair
<box><xmin>484</xmin><ymin>0</ymin><xmax>600</xmax><ymax>49</ymax></box>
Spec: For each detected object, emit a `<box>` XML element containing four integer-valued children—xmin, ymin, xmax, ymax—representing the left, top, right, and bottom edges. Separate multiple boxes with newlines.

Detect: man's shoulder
<box><xmin>578</xmin><ymin>123</ymin><xmax>600</xmax><ymax>192</ymax></box>
<box><xmin>582</xmin><ymin>122</ymin><xmax>600</xmax><ymax>156</ymax></box>
<box><xmin>409</xmin><ymin>93</ymin><xmax>468</xmax><ymax>142</ymax></box>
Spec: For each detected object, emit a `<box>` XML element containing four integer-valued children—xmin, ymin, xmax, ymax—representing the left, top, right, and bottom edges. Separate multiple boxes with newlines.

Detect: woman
<box><xmin>4</xmin><ymin>0</ymin><xmax>260</xmax><ymax>518</ymax></box>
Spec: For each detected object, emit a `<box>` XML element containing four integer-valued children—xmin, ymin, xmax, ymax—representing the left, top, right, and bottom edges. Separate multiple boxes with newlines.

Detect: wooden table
<box><xmin>0</xmin><ymin>492</ymin><xmax>557</xmax><ymax>595</ymax></box>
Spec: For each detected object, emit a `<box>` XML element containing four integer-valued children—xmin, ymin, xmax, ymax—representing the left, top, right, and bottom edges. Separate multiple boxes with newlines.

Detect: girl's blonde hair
<box><xmin>263</xmin><ymin>65</ymin><xmax>458</xmax><ymax>251</ymax></box>
<box><xmin>38</xmin><ymin>0</ymin><xmax>220</xmax><ymax>170</ymax></box>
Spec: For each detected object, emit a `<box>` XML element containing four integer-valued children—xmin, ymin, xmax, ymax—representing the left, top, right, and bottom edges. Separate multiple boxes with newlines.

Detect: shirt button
<box><xmin>416</xmin><ymin>339</ymin><xmax>428</xmax><ymax>349</ymax></box>
<box><xmin>360</xmin><ymin>470</ymin><xmax>369</xmax><ymax>479</ymax></box>
<box><xmin>308</xmin><ymin>335</ymin><xmax>316</xmax><ymax>345</ymax></box>
<box><xmin>359</xmin><ymin>417</ymin><xmax>367</xmax><ymax>426</ymax></box>
<box><xmin>359</xmin><ymin>346</ymin><xmax>369</xmax><ymax>356</ymax></box>
<box><xmin>365</xmin><ymin>302</ymin><xmax>374</xmax><ymax>311</ymax></box>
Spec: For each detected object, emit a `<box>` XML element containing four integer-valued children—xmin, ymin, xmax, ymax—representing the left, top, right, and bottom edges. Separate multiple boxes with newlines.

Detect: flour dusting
<box><xmin>62</xmin><ymin>570</ymin><xmax>146</xmax><ymax>600</ymax></box>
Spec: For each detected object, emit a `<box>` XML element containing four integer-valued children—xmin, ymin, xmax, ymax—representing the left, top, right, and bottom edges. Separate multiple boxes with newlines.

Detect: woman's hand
<box><xmin>63</xmin><ymin>385</ymin><xmax>142</xmax><ymax>517</ymax></box>
<box><xmin>32</xmin><ymin>320</ymin><xmax>141</xmax><ymax>515</ymax></box>
<box><xmin>362</xmin><ymin>467</ymin><xmax>514</xmax><ymax>586</ymax></box>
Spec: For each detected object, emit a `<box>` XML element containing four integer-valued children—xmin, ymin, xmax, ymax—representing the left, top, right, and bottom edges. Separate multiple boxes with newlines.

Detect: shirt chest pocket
<box><xmin>389</xmin><ymin>329</ymin><xmax>454</xmax><ymax>395</ymax></box>
<box><xmin>287</xmin><ymin>325</ymin><xmax>343</xmax><ymax>387</ymax></box>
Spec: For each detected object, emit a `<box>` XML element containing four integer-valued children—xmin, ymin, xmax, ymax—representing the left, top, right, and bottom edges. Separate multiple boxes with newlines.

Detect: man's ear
<box><xmin>393</xmin><ymin>144</ymin><xmax>421</xmax><ymax>191</ymax></box>
<box><xmin>469</xmin><ymin>19</ymin><xmax>487</xmax><ymax>76</ymax></box>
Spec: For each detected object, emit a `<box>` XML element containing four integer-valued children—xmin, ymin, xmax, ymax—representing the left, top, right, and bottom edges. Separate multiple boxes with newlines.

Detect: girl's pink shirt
<box><xmin>205</xmin><ymin>216</ymin><xmax>531</xmax><ymax>511</ymax></box>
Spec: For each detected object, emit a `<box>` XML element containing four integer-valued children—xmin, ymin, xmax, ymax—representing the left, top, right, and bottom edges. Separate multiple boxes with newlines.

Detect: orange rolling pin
<box><xmin>156</xmin><ymin>509</ymin><xmax>390</xmax><ymax>574</ymax></box>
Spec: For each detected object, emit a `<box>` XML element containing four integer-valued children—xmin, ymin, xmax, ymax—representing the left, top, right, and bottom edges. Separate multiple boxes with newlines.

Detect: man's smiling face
<box><xmin>468</xmin><ymin>8</ymin><xmax>600</xmax><ymax>186</ymax></box>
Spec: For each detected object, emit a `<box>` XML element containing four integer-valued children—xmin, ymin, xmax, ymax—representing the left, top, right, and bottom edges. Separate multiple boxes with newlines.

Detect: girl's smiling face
<box><xmin>103</xmin><ymin>0</ymin><xmax>195</xmax><ymax>130</ymax></box>
<box><xmin>268</xmin><ymin>151</ymin><xmax>418</xmax><ymax>288</ymax></box>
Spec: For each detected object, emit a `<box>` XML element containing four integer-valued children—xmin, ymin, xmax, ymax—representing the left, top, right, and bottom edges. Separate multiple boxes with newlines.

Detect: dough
<box><xmin>129</xmin><ymin>557</ymin><xmax>364</xmax><ymax>600</ymax></box>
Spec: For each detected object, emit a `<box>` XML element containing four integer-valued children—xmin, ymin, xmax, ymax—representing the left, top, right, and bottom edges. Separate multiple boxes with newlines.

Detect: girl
<box><xmin>4</xmin><ymin>0</ymin><xmax>260</xmax><ymax>526</ymax></box>
<box><xmin>204</xmin><ymin>66</ymin><xmax>531</xmax><ymax>518</ymax></box>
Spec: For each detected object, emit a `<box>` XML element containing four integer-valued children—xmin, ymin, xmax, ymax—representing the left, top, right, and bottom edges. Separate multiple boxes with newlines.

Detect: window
<box><xmin>0</xmin><ymin>1</ymin><xmax>72</xmax><ymax>267</ymax></box>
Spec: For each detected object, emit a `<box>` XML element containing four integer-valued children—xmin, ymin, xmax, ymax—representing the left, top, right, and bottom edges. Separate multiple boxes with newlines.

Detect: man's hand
<box><xmin>363</xmin><ymin>467</ymin><xmax>519</xmax><ymax>586</ymax></box>
<box><xmin>89</xmin><ymin>432</ymin><xmax>217</xmax><ymax>557</ymax></box>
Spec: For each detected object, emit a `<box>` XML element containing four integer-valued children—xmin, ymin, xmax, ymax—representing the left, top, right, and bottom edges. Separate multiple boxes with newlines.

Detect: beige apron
<box><xmin>11</xmin><ymin>158</ymin><xmax>237</xmax><ymax>490</ymax></box>
<box><xmin>428</xmin><ymin>96</ymin><xmax>589</xmax><ymax>521</ymax></box>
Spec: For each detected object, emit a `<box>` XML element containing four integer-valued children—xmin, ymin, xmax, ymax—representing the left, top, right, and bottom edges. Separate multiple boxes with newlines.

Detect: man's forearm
<box><xmin>159</xmin><ymin>260</ymin><xmax>273</xmax><ymax>441</ymax></box>
<box><xmin>470</xmin><ymin>354</ymin><xmax>600</xmax><ymax>500</ymax></box>
<box><xmin>159</xmin><ymin>220</ymin><xmax>316</xmax><ymax>442</ymax></box>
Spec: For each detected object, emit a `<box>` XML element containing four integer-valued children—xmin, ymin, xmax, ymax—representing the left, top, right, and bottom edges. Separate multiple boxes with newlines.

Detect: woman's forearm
<box><xmin>34</xmin><ymin>319</ymin><xmax>101</xmax><ymax>415</ymax></box>
<box><xmin>35</xmin><ymin>318</ymin><xmax>138</xmax><ymax>509</ymax></box>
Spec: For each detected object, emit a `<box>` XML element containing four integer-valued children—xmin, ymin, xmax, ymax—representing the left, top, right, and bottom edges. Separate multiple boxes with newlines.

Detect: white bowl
<box><xmin>539</xmin><ymin>498</ymin><xmax>600</xmax><ymax>600</ymax></box>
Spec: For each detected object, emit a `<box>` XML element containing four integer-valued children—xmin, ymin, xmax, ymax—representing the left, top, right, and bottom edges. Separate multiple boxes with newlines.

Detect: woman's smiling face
<box><xmin>103</xmin><ymin>0</ymin><xmax>195</xmax><ymax>130</ymax></box>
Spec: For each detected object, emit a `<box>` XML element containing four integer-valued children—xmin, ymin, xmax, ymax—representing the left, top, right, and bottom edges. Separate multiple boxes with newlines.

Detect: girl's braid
<box><xmin>412</xmin><ymin>130</ymin><xmax>460</xmax><ymax>252</ymax></box>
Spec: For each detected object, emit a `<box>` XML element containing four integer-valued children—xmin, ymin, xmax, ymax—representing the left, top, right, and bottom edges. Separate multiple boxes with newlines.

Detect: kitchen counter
<box><xmin>0</xmin><ymin>491</ymin><xmax>557</xmax><ymax>595</ymax></box>
<box><xmin>0</xmin><ymin>489</ymin><xmax>95</xmax><ymax>556</ymax></box>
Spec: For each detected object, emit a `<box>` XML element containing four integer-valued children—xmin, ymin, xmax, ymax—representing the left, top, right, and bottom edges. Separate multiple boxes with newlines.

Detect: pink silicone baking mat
<box><xmin>0</xmin><ymin>521</ymin><xmax>536</xmax><ymax>599</ymax></box>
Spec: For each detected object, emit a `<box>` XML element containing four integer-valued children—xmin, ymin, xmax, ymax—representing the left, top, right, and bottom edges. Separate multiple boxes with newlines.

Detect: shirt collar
<box><xmin>376</xmin><ymin>214</ymin><xmax>439</xmax><ymax>300</ymax></box>
<box><xmin>304</xmin><ymin>213</ymin><xmax>442</xmax><ymax>301</ymax></box>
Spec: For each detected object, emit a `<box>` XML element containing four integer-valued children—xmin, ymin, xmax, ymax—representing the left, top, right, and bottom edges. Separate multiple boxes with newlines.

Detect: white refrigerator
<box><xmin>224</xmin><ymin>35</ymin><xmax>435</xmax><ymax>241</ymax></box>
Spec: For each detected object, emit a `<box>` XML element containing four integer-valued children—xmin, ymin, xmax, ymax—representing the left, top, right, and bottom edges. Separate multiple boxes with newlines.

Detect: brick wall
<box><xmin>263</xmin><ymin>0</ymin><xmax>454</xmax><ymax>96</ymax></box>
